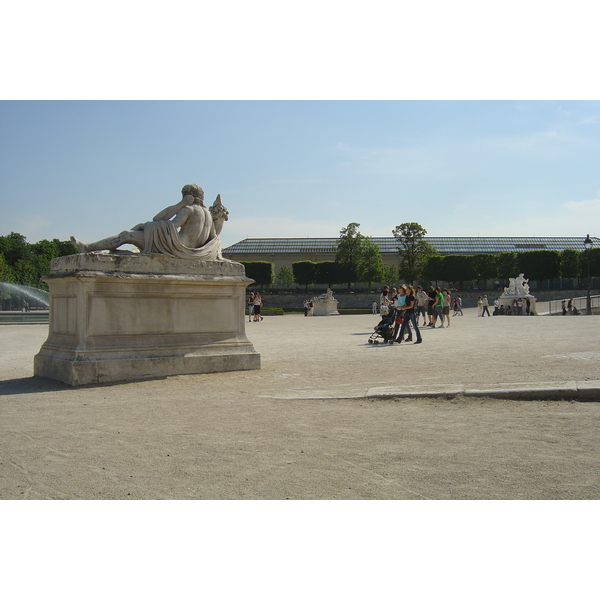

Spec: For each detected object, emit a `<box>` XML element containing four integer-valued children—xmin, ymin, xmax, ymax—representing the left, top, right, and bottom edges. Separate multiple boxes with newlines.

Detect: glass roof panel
<box><xmin>223</xmin><ymin>237</ymin><xmax>599</xmax><ymax>255</ymax></box>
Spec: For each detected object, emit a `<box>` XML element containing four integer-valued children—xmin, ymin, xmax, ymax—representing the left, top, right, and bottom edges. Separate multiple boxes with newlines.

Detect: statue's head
<box><xmin>181</xmin><ymin>184</ymin><xmax>204</xmax><ymax>203</ymax></box>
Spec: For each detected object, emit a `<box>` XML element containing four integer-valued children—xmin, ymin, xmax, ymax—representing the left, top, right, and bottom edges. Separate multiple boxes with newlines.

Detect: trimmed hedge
<box><xmin>248</xmin><ymin>307</ymin><xmax>285</xmax><ymax>316</ymax></box>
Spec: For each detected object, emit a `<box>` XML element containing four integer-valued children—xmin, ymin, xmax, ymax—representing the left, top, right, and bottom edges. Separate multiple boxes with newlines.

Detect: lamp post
<box><xmin>584</xmin><ymin>234</ymin><xmax>593</xmax><ymax>315</ymax></box>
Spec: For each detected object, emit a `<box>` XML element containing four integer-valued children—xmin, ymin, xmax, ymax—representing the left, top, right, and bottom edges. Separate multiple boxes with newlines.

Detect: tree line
<box><xmin>244</xmin><ymin>223</ymin><xmax>600</xmax><ymax>290</ymax></box>
<box><xmin>2</xmin><ymin>228</ymin><xmax>598</xmax><ymax>293</ymax></box>
<box><xmin>0</xmin><ymin>232</ymin><xmax>77</xmax><ymax>291</ymax></box>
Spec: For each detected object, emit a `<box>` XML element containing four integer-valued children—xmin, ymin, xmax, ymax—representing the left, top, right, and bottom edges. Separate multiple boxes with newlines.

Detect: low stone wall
<box><xmin>254</xmin><ymin>289</ymin><xmax>597</xmax><ymax>312</ymax></box>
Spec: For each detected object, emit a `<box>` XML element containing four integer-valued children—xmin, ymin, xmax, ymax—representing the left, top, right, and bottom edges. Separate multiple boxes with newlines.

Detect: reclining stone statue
<box><xmin>71</xmin><ymin>184</ymin><xmax>229</xmax><ymax>260</ymax></box>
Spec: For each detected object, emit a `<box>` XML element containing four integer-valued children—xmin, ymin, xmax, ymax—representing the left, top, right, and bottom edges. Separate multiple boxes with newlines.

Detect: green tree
<box><xmin>53</xmin><ymin>238</ymin><xmax>78</xmax><ymax>256</ymax></box>
<box><xmin>335</xmin><ymin>223</ymin><xmax>370</xmax><ymax>288</ymax></box>
<box><xmin>587</xmin><ymin>247</ymin><xmax>600</xmax><ymax>277</ymax></box>
<box><xmin>314</xmin><ymin>261</ymin><xmax>341</xmax><ymax>288</ymax></box>
<box><xmin>423</xmin><ymin>255</ymin><xmax>443</xmax><ymax>285</ymax></box>
<box><xmin>12</xmin><ymin>259</ymin><xmax>38</xmax><ymax>286</ymax></box>
<box><xmin>518</xmin><ymin>250</ymin><xmax>560</xmax><ymax>286</ymax></box>
<box><xmin>441</xmin><ymin>255</ymin><xmax>474</xmax><ymax>288</ymax></box>
<box><xmin>0</xmin><ymin>254</ymin><xmax>14</xmax><ymax>283</ymax></box>
<box><xmin>0</xmin><ymin>233</ymin><xmax>77</xmax><ymax>288</ymax></box>
<box><xmin>497</xmin><ymin>252</ymin><xmax>518</xmax><ymax>282</ymax></box>
<box><xmin>240</xmin><ymin>261</ymin><xmax>274</xmax><ymax>289</ymax></box>
<box><xmin>560</xmin><ymin>249</ymin><xmax>581</xmax><ymax>284</ymax></box>
<box><xmin>392</xmin><ymin>222</ymin><xmax>437</xmax><ymax>284</ymax></box>
<box><xmin>380</xmin><ymin>264</ymin><xmax>398</xmax><ymax>287</ymax></box>
<box><xmin>292</xmin><ymin>261</ymin><xmax>316</xmax><ymax>291</ymax></box>
<box><xmin>357</xmin><ymin>239</ymin><xmax>389</xmax><ymax>290</ymax></box>
<box><xmin>0</xmin><ymin>232</ymin><xmax>30</xmax><ymax>266</ymax></box>
<box><xmin>274</xmin><ymin>265</ymin><xmax>295</xmax><ymax>287</ymax></box>
<box><xmin>472</xmin><ymin>253</ymin><xmax>498</xmax><ymax>289</ymax></box>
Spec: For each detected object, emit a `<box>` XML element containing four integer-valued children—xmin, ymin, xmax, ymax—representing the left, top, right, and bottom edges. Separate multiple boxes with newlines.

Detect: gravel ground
<box><xmin>1</xmin><ymin>308</ymin><xmax>599</xmax><ymax>499</ymax></box>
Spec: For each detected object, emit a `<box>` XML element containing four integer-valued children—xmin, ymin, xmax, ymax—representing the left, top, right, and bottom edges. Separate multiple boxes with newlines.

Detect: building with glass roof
<box><xmin>223</xmin><ymin>236</ymin><xmax>598</xmax><ymax>272</ymax></box>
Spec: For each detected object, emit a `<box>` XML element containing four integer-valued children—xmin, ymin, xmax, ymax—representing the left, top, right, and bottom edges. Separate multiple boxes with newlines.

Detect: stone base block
<box><xmin>34</xmin><ymin>351</ymin><xmax>260</xmax><ymax>387</ymax></box>
<box><xmin>34</xmin><ymin>253</ymin><xmax>261</xmax><ymax>386</ymax></box>
<box><xmin>498</xmin><ymin>294</ymin><xmax>537</xmax><ymax>315</ymax></box>
<box><xmin>312</xmin><ymin>300</ymin><xmax>339</xmax><ymax>316</ymax></box>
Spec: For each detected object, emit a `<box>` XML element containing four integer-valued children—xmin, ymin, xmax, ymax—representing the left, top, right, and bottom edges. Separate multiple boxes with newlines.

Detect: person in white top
<box><xmin>481</xmin><ymin>295</ymin><xmax>491</xmax><ymax>317</ymax></box>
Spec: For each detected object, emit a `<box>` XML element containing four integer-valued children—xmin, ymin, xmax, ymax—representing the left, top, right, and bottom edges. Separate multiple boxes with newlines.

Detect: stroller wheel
<box><xmin>368</xmin><ymin>338</ymin><xmax>373</xmax><ymax>344</ymax></box>
<box><xmin>374</xmin><ymin>339</ymin><xmax>379</xmax><ymax>344</ymax></box>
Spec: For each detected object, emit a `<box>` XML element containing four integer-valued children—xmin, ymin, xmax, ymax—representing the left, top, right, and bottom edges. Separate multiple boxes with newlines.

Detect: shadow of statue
<box><xmin>0</xmin><ymin>376</ymin><xmax>71</xmax><ymax>396</ymax></box>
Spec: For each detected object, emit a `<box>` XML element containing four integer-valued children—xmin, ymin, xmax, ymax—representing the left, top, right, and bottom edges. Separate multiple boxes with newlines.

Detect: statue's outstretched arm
<box><xmin>171</xmin><ymin>206</ymin><xmax>192</xmax><ymax>229</ymax></box>
<box><xmin>153</xmin><ymin>203</ymin><xmax>182</xmax><ymax>222</ymax></box>
<box><xmin>153</xmin><ymin>196</ymin><xmax>194</xmax><ymax>222</ymax></box>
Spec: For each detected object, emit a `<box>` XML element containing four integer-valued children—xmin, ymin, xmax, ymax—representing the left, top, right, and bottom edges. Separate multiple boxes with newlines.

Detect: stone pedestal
<box><xmin>497</xmin><ymin>294</ymin><xmax>537</xmax><ymax>315</ymax></box>
<box><xmin>310</xmin><ymin>290</ymin><xmax>339</xmax><ymax>316</ymax></box>
<box><xmin>311</xmin><ymin>298</ymin><xmax>339</xmax><ymax>316</ymax></box>
<box><xmin>34</xmin><ymin>253</ymin><xmax>260</xmax><ymax>386</ymax></box>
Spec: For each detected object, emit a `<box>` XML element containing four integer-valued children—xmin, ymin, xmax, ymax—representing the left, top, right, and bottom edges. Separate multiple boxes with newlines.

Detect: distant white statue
<box><xmin>503</xmin><ymin>273</ymin><xmax>531</xmax><ymax>297</ymax></box>
<box><xmin>515</xmin><ymin>273</ymin><xmax>530</xmax><ymax>295</ymax></box>
<box><xmin>71</xmin><ymin>184</ymin><xmax>229</xmax><ymax>260</ymax></box>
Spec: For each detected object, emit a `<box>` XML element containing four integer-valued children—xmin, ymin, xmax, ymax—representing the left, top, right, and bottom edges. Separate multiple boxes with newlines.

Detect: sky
<box><xmin>1</xmin><ymin>100</ymin><xmax>599</xmax><ymax>251</ymax></box>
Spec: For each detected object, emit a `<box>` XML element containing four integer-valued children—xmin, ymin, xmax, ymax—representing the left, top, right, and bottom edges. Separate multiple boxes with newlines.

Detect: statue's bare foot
<box><xmin>70</xmin><ymin>236</ymin><xmax>88</xmax><ymax>253</ymax></box>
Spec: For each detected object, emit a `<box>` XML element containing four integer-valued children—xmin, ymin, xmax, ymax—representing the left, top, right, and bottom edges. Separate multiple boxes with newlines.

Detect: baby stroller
<box><xmin>369</xmin><ymin>308</ymin><xmax>401</xmax><ymax>344</ymax></box>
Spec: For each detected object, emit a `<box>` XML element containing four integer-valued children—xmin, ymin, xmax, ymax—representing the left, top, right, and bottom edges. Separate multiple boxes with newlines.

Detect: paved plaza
<box><xmin>1</xmin><ymin>308</ymin><xmax>599</xmax><ymax>499</ymax></box>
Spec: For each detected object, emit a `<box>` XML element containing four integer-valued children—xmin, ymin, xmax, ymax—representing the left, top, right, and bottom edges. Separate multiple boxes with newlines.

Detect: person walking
<box><xmin>394</xmin><ymin>285</ymin><xmax>422</xmax><ymax>344</ymax></box>
<box><xmin>253</xmin><ymin>292</ymin><xmax>263</xmax><ymax>321</ymax></box>
<box><xmin>247</xmin><ymin>292</ymin><xmax>255</xmax><ymax>322</ymax></box>
<box><xmin>456</xmin><ymin>294</ymin><xmax>463</xmax><ymax>316</ymax></box>
<box><xmin>393</xmin><ymin>285</ymin><xmax>411</xmax><ymax>341</ymax></box>
<box><xmin>427</xmin><ymin>285</ymin><xmax>437</xmax><ymax>326</ymax></box>
<box><xmin>442</xmin><ymin>288</ymin><xmax>451</xmax><ymax>327</ymax></box>
<box><xmin>481</xmin><ymin>295</ymin><xmax>491</xmax><ymax>317</ymax></box>
<box><xmin>380</xmin><ymin>286</ymin><xmax>391</xmax><ymax>315</ymax></box>
<box><xmin>433</xmin><ymin>286</ymin><xmax>444</xmax><ymax>327</ymax></box>
<box><xmin>415</xmin><ymin>285</ymin><xmax>429</xmax><ymax>326</ymax></box>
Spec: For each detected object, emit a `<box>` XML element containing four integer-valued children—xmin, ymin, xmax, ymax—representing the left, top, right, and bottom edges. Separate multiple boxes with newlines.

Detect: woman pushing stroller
<box><xmin>394</xmin><ymin>285</ymin><xmax>422</xmax><ymax>344</ymax></box>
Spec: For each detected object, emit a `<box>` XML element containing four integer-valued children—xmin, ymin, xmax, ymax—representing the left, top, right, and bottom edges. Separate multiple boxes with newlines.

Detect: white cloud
<box><xmin>563</xmin><ymin>198</ymin><xmax>600</xmax><ymax>218</ymax></box>
<box><xmin>332</xmin><ymin>130</ymin><xmax>571</xmax><ymax>182</ymax></box>
<box><xmin>452</xmin><ymin>197</ymin><xmax>600</xmax><ymax>238</ymax></box>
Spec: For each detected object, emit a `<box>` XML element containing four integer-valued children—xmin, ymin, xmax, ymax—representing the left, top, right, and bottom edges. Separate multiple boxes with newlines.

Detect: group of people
<box><xmin>303</xmin><ymin>299</ymin><xmax>314</xmax><ymax>316</ymax></box>
<box><xmin>378</xmin><ymin>285</ymin><xmax>423</xmax><ymax>344</ymax></box>
<box><xmin>377</xmin><ymin>284</ymin><xmax>466</xmax><ymax>345</ymax></box>
<box><xmin>477</xmin><ymin>295</ymin><xmax>532</xmax><ymax>316</ymax></box>
<box><xmin>561</xmin><ymin>298</ymin><xmax>581</xmax><ymax>316</ymax></box>
<box><xmin>247</xmin><ymin>292</ymin><xmax>263</xmax><ymax>322</ymax></box>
